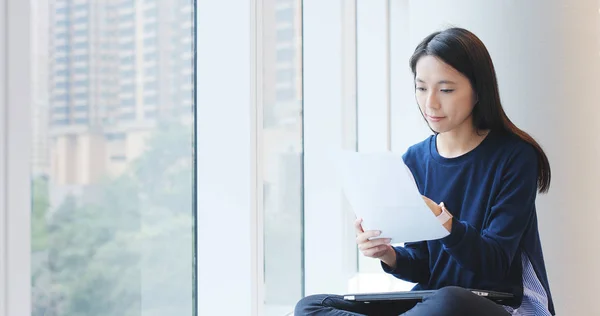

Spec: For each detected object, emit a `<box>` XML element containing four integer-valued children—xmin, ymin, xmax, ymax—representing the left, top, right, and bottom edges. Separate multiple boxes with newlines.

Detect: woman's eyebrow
<box><xmin>415</xmin><ymin>78</ymin><xmax>457</xmax><ymax>84</ymax></box>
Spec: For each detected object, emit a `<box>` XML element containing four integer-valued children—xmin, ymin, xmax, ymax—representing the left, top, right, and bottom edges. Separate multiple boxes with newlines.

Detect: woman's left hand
<box><xmin>422</xmin><ymin>196</ymin><xmax>453</xmax><ymax>233</ymax></box>
<box><xmin>439</xmin><ymin>202</ymin><xmax>453</xmax><ymax>233</ymax></box>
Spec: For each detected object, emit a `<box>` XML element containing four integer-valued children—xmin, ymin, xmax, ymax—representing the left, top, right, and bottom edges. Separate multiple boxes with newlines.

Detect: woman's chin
<box><xmin>428</xmin><ymin>123</ymin><xmax>447</xmax><ymax>134</ymax></box>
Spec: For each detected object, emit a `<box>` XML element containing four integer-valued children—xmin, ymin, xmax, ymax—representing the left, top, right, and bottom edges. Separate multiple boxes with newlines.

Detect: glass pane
<box><xmin>261</xmin><ymin>0</ymin><xmax>303</xmax><ymax>315</ymax></box>
<box><xmin>30</xmin><ymin>0</ymin><xmax>196</xmax><ymax>315</ymax></box>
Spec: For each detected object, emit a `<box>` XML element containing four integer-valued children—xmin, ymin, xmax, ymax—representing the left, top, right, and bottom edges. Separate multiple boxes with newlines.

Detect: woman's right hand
<box><xmin>354</xmin><ymin>218</ymin><xmax>396</xmax><ymax>268</ymax></box>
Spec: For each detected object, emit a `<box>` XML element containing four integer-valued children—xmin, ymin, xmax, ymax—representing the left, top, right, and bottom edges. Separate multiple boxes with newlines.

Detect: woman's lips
<box><xmin>426</xmin><ymin>114</ymin><xmax>444</xmax><ymax>122</ymax></box>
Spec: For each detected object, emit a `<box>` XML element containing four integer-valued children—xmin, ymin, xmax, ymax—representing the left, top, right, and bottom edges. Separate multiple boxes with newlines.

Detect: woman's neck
<box><xmin>436</xmin><ymin>122</ymin><xmax>489</xmax><ymax>158</ymax></box>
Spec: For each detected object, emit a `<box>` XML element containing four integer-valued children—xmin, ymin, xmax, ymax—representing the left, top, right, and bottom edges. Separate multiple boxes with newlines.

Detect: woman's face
<box><xmin>414</xmin><ymin>55</ymin><xmax>477</xmax><ymax>134</ymax></box>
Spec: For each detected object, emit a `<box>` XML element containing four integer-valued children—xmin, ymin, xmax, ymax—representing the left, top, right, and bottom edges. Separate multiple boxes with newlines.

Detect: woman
<box><xmin>295</xmin><ymin>27</ymin><xmax>555</xmax><ymax>315</ymax></box>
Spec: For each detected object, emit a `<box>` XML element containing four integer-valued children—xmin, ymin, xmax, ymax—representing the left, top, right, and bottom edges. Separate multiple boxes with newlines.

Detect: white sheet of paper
<box><xmin>335</xmin><ymin>150</ymin><xmax>450</xmax><ymax>243</ymax></box>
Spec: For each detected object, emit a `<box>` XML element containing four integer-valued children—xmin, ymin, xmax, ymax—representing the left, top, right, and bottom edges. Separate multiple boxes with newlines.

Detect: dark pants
<box><xmin>294</xmin><ymin>286</ymin><xmax>511</xmax><ymax>316</ymax></box>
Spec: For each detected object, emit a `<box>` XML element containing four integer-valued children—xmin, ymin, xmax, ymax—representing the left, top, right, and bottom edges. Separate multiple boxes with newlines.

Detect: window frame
<box><xmin>302</xmin><ymin>0</ymin><xmax>360</xmax><ymax>296</ymax></box>
<box><xmin>0</xmin><ymin>0</ymin><xmax>33</xmax><ymax>315</ymax></box>
<box><xmin>195</xmin><ymin>0</ymin><xmax>261</xmax><ymax>315</ymax></box>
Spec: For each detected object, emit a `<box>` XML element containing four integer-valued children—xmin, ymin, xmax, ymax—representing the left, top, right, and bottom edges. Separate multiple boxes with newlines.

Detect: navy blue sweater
<box><xmin>381</xmin><ymin>130</ymin><xmax>555</xmax><ymax>314</ymax></box>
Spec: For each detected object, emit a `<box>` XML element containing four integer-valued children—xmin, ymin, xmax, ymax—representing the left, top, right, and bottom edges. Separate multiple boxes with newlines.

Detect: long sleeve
<box><xmin>439</xmin><ymin>144</ymin><xmax>538</xmax><ymax>281</ymax></box>
<box><xmin>381</xmin><ymin>241</ymin><xmax>430</xmax><ymax>284</ymax></box>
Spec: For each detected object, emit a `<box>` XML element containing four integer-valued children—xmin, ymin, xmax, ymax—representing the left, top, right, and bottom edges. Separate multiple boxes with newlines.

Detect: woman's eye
<box><xmin>441</xmin><ymin>89</ymin><xmax>454</xmax><ymax>93</ymax></box>
<box><xmin>416</xmin><ymin>87</ymin><xmax>426</xmax><ymax>91</ymax></box>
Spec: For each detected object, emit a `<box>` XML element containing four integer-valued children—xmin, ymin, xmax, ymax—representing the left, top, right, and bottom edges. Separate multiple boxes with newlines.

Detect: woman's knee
<box><xmin>428</xmin><ymin>286</ymin><xmax>472</xmax><ymax>304</ymax></box>
<box><xmin>294</xmin><ymin>294</ymin><xmax>330</xmax><ymax>315</ymax></box>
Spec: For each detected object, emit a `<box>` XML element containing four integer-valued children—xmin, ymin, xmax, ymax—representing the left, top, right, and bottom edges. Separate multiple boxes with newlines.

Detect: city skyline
<box><xmin>35</xmin><ymin>0</ymin><xmax>301</xmax><ymax>187</ymax></box>
<box><xmin>37</xmin><ymin>0</ymin><xmax>195</xmax><ymax>185</ymax></box>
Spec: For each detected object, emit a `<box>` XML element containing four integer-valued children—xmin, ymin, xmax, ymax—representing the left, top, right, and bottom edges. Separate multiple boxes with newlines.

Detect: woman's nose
<box><xmin>426</xmin><ymin>93</ymin><xmax>441</xmax><ymax>110</ymax></box>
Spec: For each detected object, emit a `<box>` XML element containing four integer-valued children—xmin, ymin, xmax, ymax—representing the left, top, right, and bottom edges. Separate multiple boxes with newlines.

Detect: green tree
<box><xmin>32</xmin><ymin>176</ymin><xmax>50</xmax><ymax>251</ymax></box>
<box><xmin>32</xmin><ymin>119</ymin><xmax>194</xmax><ymax>316</ymax></box>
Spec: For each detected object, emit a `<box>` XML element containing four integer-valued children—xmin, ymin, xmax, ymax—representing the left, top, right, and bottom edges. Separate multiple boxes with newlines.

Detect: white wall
<box><xmin>390</xmin><ymin>1</ymin><xmax>600</xmax><ymax>314</ymax></box>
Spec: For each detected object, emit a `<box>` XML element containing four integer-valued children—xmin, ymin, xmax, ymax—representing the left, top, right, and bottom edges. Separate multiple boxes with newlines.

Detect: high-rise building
<box><xmin>263</xmin><ymin>0</ymin><xmax>303</xmax><ymax>128</ymax></box>
<box><xmin>48</xmin><ymin>0</ymin><xmax>194</xmax><ymax>185</ymax></box>
<box><xmin>32</xmin><ymin>0</ymin><xmax>51</xmax><ymax>177</ymax></box>
<box><xmin>261</xmin><ymin>0</ymin><xmax>304</xmax><ymax>309</ymax></box>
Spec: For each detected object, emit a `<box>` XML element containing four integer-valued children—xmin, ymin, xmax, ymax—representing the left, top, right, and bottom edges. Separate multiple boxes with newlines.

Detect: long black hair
<box><xmin>410</xmin><ymin>27</ymin><xmax>551</xmax><ymax>193</ymax></box>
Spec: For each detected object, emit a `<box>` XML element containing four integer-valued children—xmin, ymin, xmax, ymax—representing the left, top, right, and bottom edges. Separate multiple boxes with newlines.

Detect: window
<box><xmin>120</xmin><ymin>96</ymin><xmax>136</xmax><ymax>107</ymax></box>
<box><xmin>73</xmin><ymin>66</ymin><xmax>88</xmax><ymax>74</ymax></box>
<box><xmin>74</xmin><ymin>105</ymin><xmax>88</xmax><ymax>112</ymax></box>
<box><xmin>276</xmin><ymin>69</ymin><xmax>294</xmax><ymax>82</ymax></box>
<box><xmin>30</xmin><ymin>1</ymin><xmax>196</xmax><ymax>315</ymax></box>
<box><xmin>55</xmin><ymin>69</ymin><xmax>69</xmax><ymax>76</ymax></box>
<box><xmin>261</xmin><ymin>1</ymin><xmax>303</xmax><ymax>315</ymax></box>
<box><xmin>73</xmin><ymin>41</ymin><xmax>88</xmax><ymax>50</ymax></box>
<box><xmin>105</xmin><ymin>133</ymin><xmax>126</xmax><ymax>141</ymax></box>
<box><xmin>73</xmin><ymin>80</ymin><xmax>87</xmax><ymax>87</ymax></box>
<box><xmin>52</xmin><ymin>118</ymin><xmax>70</xmax><ymax>125</ymax></box>
<box><xmin>120</xmin><ymin>68</ymin><xmax>136</xmax><ymax>78</ymax></box>
<box><xmin>144</xmin><ymin>80</ymin><xmax>158</xmax><ymax>90</ymax></box>
<box><xmin>55</xmin><ymin>7</ymin><xmax>68</xmax><ymax>15</ymax></box>
<box><xmin>276</xmin><ymin>28</ymin><xmax>294</xmax><ymax>41</ymax></box>
<box><xmin>55</xmin><ymin>45</ymin><xmax>69</xmax><ymax>53</ymax></box>
<box><xmin>145</xmin><ymin>65</ymin><xmax>158</xmax><ymax>76</ymax></box>
<box><xmin>121</xmin><ymin>83</ymin><xmax>135</xmax><ymax>91</ymax></box>
<box><xmin>73</xmin><ymin>3</ymin><xmax>88</xmax><ymax>11</ymax></box>
<box><xmin>145</xmin><ymin>7</ymin><xmax>159</xmax><ymax>19</ymax></box>
<box><xmin>73</xmin><ymin>92</ymin><xmax>88</xmax><ymax>100</ymax></box>
<box><xmin>119</xmin><ymin>0</ymin><xmax>135</xmax><ymax>10</ymax></box>
<box><xmin>144</xmin><ymin>36</ymin><xmax>158</xmax><ymax>47</ymax></box>
<box><xmin>276</xmin><ymin>48</ymin><xmax>294</xmax><ymax>62</ymax></box>
<box><xmin>276</xmin><ymin>7</ymin><xmax>293</xmax><ymax>22</ymax></box>
<box><xmin>53</xmin><ymin>94</ymin><xmax>69</xmax><ymax>102</ymax></box>
<box><xmin>56</xmin><ymin>32</ymin><xmax>68</xmax><ymax>40</ymax></box>
<box><xmin>121</xmin><ymin>54</ymin><xmax>136</xmax><ymax>63</ymax></box>
<box><xmin>120</xmin><ymin>11</ymin><xmax>136</xmax><ymax>21</ymax></box>
<box><xmin>144</xmin><ymin>94</ymin><xmax>157</xmax><ymax>105</ymax></box>
<box><xmin>119</xmin><ymin>27</ymin><xmax>136</xmax><ymax>37</ymax></box>
<box><xmin>73</xmin><ymin>16</ymin><xmax>88</xmax><ymax>24</ymax></box>
<box><xmin>74</xmin><ymin>117</ymin><xmax>89</xmax><ymax>124</ymax></box>
<box><xmin>276</xmin><ymin>88</ymin><xmax>295</xmax><ymax>101</ymax></box>
<box><xmin>55</xmin><ymin>82</ymin><xmax>69</xmax><ymax>89</ymax></box>
<box><xmin>52</xmin><ymin>106</ymin><xmax>70</xmax><ymax>114</ymax></box>
<box><xmin>120</xmin><ymin>40</ymin><xmax>136</xmax><ymax>50</ymax></box>
<box><xmin>119</xmin><ymin>111</ymin><xmax>136</xmax><ymax>120</ymax></box>
<box><xmin>182</xmin><ymin>74</ymin><xmax>193</xmax><ymax>86</ymax></box>
<box><xmin>144</xmin><ymin>51</ymin><xmax>158</xmax><ymax>62</ymax></box>
<box><xmin>73</xmin><ymin>28</ymin><xmax>88</xmax><ymax>37</ymax></box>
<box><xmin>56</xmin><ymin>19</ymin><xmax>69</xmax><ymax>27</ymax></box>
<box><xmin>144</xmin><ymin>109</ymin><xmax>157</xmax><ymax>118</ymax></box>
<box><xmin>110</xmin><ymin>154</ymin><xmax>127</xmax><ymax>161</ymax></box>
<box><xmin>73</xmin><ymin>54</ymin><xmax>88</xmax><ymax>62</ymax></box>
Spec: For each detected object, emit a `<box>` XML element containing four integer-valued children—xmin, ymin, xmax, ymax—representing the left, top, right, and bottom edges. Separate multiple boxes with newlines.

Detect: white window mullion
<box><xmin>351</xmin><ymin>0</ymin><xmax>417</xmax><ymax>293</ymax></box>
<box><xmin>0</xmin><ymin>0</ymin><xmax>7</xmax><ymax>311</ymax></box>
<box><xmin>355</xmin><ymin>0</ymin><xmax>391</xmax><ymax>274</ymax></box>
<box><xmin>196</xmin><ymin>0</ymin><xmax>257</xmax><ymax>315</ymax></box>
<box><xmin>1</xmin><ymin>0</ymin><xmax>33</xmax><ymax>315</ymax></box>
<box><xmin>303</xmin><ymin>0</ymin><xmax>358</xmax><ymax>296</ymax></box>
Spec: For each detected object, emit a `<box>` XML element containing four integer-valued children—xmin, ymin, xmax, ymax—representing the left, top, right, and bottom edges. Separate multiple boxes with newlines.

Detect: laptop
<box><xmin>343</xmin><ymin>289</ymin><xmax>513</xmax><ymax>304</ymax></box>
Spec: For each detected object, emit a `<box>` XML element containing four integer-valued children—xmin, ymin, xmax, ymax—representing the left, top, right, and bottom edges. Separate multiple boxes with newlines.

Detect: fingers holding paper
<box><xmin>355</xmin><ymin>218</ymin><xmax>392</xmax><ymax>259</ymax></box>
<box><xmin>354</xmin><ymin>217</ymin><xmax>365</xmax><ymax>235</ymax></box>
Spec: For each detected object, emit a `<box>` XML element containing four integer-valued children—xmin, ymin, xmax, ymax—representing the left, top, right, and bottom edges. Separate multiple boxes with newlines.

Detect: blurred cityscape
<box><xmin>32</xmin><ymin>0</ymin><xmax>302</xmax><ymax>202</ymax></box>
<box><xmin>31</xmin><ymin>0</ymin><xmax>303</xmax><ymax>314</ymax></box>
<box><xmin>32</xmin><ymin>0</ymin><xmax>194</xmax><ymax>194</ymax></box>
